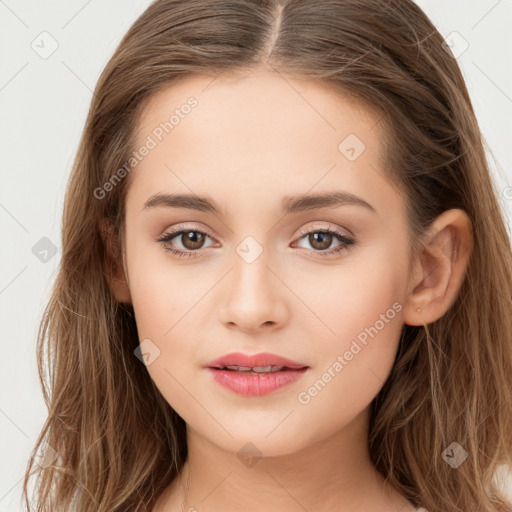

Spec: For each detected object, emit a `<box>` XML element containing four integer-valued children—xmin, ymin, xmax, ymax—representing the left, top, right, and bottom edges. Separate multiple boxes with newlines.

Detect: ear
<box><xmin>403</xmin><ymin>209</ymin><xmax>473</xmax><ymax>326</ymax></box>
<box><xmin>99</xmin><ymin>217</ymin><xmax>132</xmax><ymax>304</ymax></box>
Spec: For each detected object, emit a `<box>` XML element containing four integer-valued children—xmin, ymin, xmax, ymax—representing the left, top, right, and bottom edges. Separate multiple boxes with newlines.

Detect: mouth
<box><xmin>211</xmin><ymin>364</ymin><xmax>308</xmax><ymax>373</ymax></box>
<box><xmin>206</xmin><ymin>366</ymin><xmax>309</xmax><ymax>396</ymax></box>
<box><xmin>204</xmin><ymin>351</ymin><xmax>309</xmax><ymax>371</ymax></box>
<box><xmin>204</xmin><ymin>353</ymin><xmax>310</xmax><ymax>396</ymax></box>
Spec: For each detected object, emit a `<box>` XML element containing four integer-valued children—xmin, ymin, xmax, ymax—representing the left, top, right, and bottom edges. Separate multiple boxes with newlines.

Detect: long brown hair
<box><xmin>22</xmin><ymin>1</ymin><xmax>512</xmax><ymax>511</ymax></box>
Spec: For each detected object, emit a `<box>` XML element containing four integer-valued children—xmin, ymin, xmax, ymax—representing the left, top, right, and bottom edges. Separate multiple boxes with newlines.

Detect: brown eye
<box><xmin>180</xmin><ymin>231</ymin><xmax>206</xmax><ymax>250</ymax></box>
<box><xmin>293</xmin><ymin>226</ymin><xmax>356</xmax><ymax>257</ymax></box>
<box><xmin>157</xmin><ymin>227</ymin><xmax>215</xmax><ymax>258</ymax></box>
<box><xmin>308</xmin><ymin>232</ymin><xmax>333</xmax><ymax>251</ymax></box>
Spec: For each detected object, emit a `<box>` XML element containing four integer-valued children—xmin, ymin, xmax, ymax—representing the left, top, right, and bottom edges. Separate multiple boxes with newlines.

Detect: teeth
<box><xmin>253</xmin><ymin>365</ymin><xmax>284</xmax><ymax>373</ymax></box>
<box><xmin>221</xmin><ymin>365</ymin><xmax>285</xmax><ymax>372</ymax></box>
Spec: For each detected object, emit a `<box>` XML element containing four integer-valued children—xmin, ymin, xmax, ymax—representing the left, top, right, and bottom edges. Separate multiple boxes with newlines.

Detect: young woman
<box><xmin>22</xmin><ymin>1</ymin><xmax>512</xmax><ymax>511</ymax></box>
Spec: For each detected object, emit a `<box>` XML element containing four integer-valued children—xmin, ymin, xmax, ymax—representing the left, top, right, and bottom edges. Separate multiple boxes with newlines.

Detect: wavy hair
<box><xmin>22</xmin><ymin>0</ymin><xmax>512</xmax><ymax>511</ymax></box>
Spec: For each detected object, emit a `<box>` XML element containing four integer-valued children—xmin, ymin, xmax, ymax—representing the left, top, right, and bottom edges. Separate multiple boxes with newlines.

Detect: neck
<box><xmin>155</xmin><ymin>408</ymin><xmax>416</xmax><ymax>512</ymax></box>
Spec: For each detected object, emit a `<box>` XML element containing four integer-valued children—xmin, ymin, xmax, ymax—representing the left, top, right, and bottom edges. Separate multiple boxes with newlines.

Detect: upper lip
<box><xmin>205</xmin><ymin>352</ymin><xmax>309</xmax><ymax>370</ymax></box>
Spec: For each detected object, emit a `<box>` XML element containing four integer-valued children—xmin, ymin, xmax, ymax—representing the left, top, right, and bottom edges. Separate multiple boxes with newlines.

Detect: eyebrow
<box><xmin>142</xmin><ymin>191</ymin><xmax>377</xmax><ymax>216</ymax></box>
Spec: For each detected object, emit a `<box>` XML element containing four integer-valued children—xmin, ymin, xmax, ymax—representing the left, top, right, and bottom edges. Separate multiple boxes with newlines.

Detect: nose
<box><xmin>217</xmin><ymin>250</ymin><xmax>290</xmax><ymax>333</ymax></box>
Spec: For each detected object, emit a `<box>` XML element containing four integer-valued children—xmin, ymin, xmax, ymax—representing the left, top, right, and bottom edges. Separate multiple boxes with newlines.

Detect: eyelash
<box><xmin>156</xmin><ymin>224</ymin><xmax>357</xmax><ymax>260</ymax></box>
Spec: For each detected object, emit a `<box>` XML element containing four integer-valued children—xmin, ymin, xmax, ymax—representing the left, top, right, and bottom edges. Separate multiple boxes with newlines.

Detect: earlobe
<box><xmin>403</xmin><ymin>209</ymin><xmax>473</xmax><ymax>326</ymax></box>
<box><xmin>99</xmin><ymin>217</ymin><xmax>132</xmax><ymax>305</ymax></box>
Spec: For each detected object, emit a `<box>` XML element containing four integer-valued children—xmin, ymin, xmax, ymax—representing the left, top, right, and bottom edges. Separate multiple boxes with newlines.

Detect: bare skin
<box><xmin>104</xmin><ymin>67</ymin><xmax>473</xmax><ymax>512</ymax></box>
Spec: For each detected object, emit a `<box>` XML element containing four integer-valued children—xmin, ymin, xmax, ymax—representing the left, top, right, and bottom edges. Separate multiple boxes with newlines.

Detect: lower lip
<box><xmin>207</xmin><ymin>368</ymin><xmax>308</xmax><ymax>396</ymax></box>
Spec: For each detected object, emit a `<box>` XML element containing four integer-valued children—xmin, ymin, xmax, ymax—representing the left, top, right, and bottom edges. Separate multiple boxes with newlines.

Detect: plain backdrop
<box><xmin>1</xmin><ymin>1</ymin><xmax>511</xmax><ymax>510</ymax></box>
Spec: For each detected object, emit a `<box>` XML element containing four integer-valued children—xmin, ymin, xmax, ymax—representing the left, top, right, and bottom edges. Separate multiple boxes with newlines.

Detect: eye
<box><xmin>291</xmin><ymin>224</ymin><xmax>356</xmax><ymax>256</ymax></box>
<box><xmin>156</xmin><ymin>225</ymin><xmax>217</xmax><ymax>259</ymax></box>
<box><xmin>157</xmin><ymin>223</ymin><xmax>357</xmax><ymax>259</ymax></box>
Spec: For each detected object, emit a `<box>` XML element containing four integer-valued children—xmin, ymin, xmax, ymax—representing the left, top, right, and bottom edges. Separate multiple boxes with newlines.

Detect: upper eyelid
<box><xmin>295</xmin><ymin>222</ymin><xmax>352</xmax><ymax>237</ymax></box>
<box><xmin>160</xmin><ymin>222</ymin><xmax>352</xmax><ymax>249</ymax></box>
<box><xmin>162</xmin><ymin>223</ymin><xmax>217</xmax><ymax>241</ymax></box>
<box><xmin>161</xmin><ymin>222</ymin><xmax>350</xmax><ymax>240</ymax></box>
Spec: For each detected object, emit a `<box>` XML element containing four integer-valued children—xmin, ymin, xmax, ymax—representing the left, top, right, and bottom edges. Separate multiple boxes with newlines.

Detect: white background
<box><xmin>1</xmin><ymin>0</ymin><xmax>511</xmax><ymax>510</ymax></box>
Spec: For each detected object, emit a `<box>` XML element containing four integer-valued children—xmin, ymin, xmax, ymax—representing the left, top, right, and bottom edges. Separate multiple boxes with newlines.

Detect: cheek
<box><xmin>125</xmin><ymin>242</ymin><xmax>203</xmax><ymax>372</ymax></box>
<box><xmin>130</xmin><ymin>271</ymin><xmax>193</xmax><ymax>337</ymax></box>
<box><xmin>129</xmin><ymin>273</ymin><xmax>208</xmax><ymax>377</ymax></box>
<box><xmin>293</xmin><ymin>242</ymin><xmax>405</xmax><ymax>345</ymax></box>
<box><xmin>128</xmin><ymin>263</ymin><xmax>206</xmax><ymax>418</ymax></box>
<box><xmin>126</xmin><ymin>236</ymin><xmax>210</xmax><ymax>339</ymax></box>
<box><xmin>293</xmin><ymin>245</ymin><xmax>406</xmax><ymax>416</ymax></box>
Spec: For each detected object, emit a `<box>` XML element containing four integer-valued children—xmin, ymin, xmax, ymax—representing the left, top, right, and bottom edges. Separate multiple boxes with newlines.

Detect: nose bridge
<box><xmin>217</xmin><ymin>237</ymin><xmax>289</xmax><ymax>330</ymax></box>
<box><xmin>231</xmin><ymin>240</ymin><xmax>276</xmax><ymax>305</ymax></box>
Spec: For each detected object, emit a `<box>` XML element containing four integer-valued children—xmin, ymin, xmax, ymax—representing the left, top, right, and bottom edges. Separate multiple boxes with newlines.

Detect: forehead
<box><xmin>127</xmin><ymin>69</ymin><xmax>402</xmax><ymax>220</ymax></box>
<box><xmin>134</xmin><ymin>69</ymin><xmax>380</xmax><ymax>148</ymax></box>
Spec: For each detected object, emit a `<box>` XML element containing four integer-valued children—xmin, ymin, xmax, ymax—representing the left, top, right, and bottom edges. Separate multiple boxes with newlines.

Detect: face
<box><xmin>122</xmin><ymin>68</ymin><xmax>413</xmax><ymax>456</ymax></box>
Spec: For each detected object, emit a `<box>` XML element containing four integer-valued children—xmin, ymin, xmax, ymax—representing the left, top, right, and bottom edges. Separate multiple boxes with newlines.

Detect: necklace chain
<box><xmin>178</xmin><ymin>464</ymin><xmax>190</xmax><ymax>512</ymax></box>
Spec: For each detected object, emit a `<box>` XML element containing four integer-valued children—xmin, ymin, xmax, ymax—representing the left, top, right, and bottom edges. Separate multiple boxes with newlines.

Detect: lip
<box><xmin>204</xmin><ymin>352</ymin><xmax>309</xmax><ymax>397</ymax></box>
<box><xmin>204</xmin><ymin>352</ymin><xmax>308</xmax><ymax>370</ymax></box>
